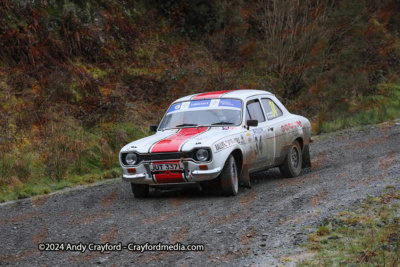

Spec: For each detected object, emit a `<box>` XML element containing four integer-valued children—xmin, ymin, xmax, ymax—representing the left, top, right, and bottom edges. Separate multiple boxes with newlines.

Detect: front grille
<box><xmin>120</xmin><ymin>151</ymin><xmax>193</xmax><ymax>166</ymax></box>
<box><xmin>140</xmin><ymin>152</ymin><xmax>191</xmax><ymax>161</ymax></box>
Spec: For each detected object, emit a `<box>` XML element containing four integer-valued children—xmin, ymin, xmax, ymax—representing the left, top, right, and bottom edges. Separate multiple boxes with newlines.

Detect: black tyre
<box><xmin>279</xmin><ymin>140</ymin><xmax>302</xmax><ymax>178</ymax></box>
<box><xmin>131</xmin><ymin>183</ymin><xmax>149</xmax><ymax>198</ymax></box>
<box><xmin>220</xmin><ymin>155</ymin><xmax>239</xmax><ymax>196</ymax></box>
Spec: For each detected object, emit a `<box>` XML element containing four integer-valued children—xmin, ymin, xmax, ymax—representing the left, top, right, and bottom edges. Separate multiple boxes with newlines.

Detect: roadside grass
<box><xmin>0</xmin><ymin>122</ymin><xmax>148</xmax><ymax>202</ymax></box>
<box><xmin>298</xmin><ymin>187</ymin><xmax>400</xmax><ymax>266</ymax></box>
<box><xmin>316</xmin><ymin>83</ymin><xmax>400</xmax><ymax>133</ymax></box>
<box><xmin>0</xmin><ymin>168</ymin><xmax>122</xmax><ymax>202</ymax></box>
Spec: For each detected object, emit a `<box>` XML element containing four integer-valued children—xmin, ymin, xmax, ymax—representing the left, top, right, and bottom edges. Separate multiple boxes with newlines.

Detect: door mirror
<box><xmin>150</xmin><ymin>125</ymin><xmax>158</xmax><ymax>132</ymax></box>
<box><xmin>247</xmin><ymin>119</ymin><xmax>258</xmax><ymax>127</ymax></box>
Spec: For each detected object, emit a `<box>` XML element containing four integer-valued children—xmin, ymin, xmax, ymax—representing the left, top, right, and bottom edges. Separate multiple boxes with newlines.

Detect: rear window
<box><xmin>261</xmin><ymin>99</ymin><xmax>283</xmax><ymax>120</ymax></box>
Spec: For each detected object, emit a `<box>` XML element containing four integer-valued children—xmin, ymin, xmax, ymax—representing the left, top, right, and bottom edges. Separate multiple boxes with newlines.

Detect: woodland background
<box><xmin>0</xmin><ymin>0</ymin><xmax>399</xmax><ymax>200</ymax></box>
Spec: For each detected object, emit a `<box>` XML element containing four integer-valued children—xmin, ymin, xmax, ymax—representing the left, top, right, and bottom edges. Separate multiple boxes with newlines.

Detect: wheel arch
<box><xmin>294</xmin><ymin>136</ymin><xmax>304</xmax><ymax>150</ymax></box>
<box><xmin>231</xmin><ymin>148</ymin><xmax>243</xmax><ymax>174</ymax></box>
<box><xmin>294</xmin><ymin>136</ymin><xmax>311</xmax><ymax>169</ymax></box>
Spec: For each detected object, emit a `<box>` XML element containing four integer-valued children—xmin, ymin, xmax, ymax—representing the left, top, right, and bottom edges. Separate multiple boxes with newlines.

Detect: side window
<box><xmin>246</xmin><ymin>100</ymin><xmax>266</xmax><ymax>122</ymax></box>
<box><xmin>261</xmin><ymin>98</ymin><xmax>283</xmax><ymax>120</ymax></box>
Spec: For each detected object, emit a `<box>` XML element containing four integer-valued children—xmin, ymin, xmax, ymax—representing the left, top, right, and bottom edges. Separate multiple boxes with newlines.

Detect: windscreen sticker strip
<box><xmin>167</xmin><ymin>99</ymin><xmax>242</xmax><ymax>114</ymax></box>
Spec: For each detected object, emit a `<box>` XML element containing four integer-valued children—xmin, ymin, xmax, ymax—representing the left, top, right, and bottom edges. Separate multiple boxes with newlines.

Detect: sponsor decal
<box><xmin>189</xmin><ymin>99</ymin><xmax>211</xmax><ymax>108</ymax></box>
<box><xmin>214</xmin><ymin>137</ymin><xmax>241</xmax><ymax>152</ymax></box>
<box><xmin>218</xmin><ymin>99</ymin><xmax>242</xmax><ymax>109</ymax></box>
<box><xmin>167</xmin><ymin>103</ymin><xmax>181</xmax><ymax>113</ymax></box>
<box><xmin>221</xmin><ymin>127</ymin><xmax>237</xmax><ymax>130</ymax></box>
<box><xmin>181</xmin><ymin>102</ymin><xmax>190</xmax><ymax>109</ymax></box>
<box><xmin>252</xmin><ymin>128</ymin><xmax>263</xmax><ymax>135</ymax></box>
<box><xmin>215</xmin><ymin>142</ymin><xmax>228</xmax><ymax>151</ymax></box>
<box><xmin>210</xmin><ymin>99</ymin><xmax>220</xmax><ymax>107</ymax></box>
<box><xmin>281</xmin><ymin>121</ymin><xmax>302</xmax><ymax>132</ymax></box>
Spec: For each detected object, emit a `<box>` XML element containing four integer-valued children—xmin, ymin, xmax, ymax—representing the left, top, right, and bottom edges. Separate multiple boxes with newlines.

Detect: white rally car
<box><xmin>120</xmin><ymin>90</ymin><xmax>312</xmax><ymax>198</ymax></box>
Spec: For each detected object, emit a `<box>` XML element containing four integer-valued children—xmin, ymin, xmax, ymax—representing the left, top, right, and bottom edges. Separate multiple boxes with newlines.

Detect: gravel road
<box><xmin>1</xmin><ymin>122</ymin><xmax>399</xmax><ymax>266</ymax></box>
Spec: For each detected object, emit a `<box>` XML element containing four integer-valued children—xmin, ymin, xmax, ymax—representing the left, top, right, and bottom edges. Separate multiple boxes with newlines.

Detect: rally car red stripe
<box><xmin>192</xmin><ymin>90</ymin><xmax>234</xmax><ymax>99</ymax></box>
<box><xmin>154</xmin><ymin>172</ymin><xmax>185</xmax><ymax>184</ymax></box>
<box><xmin>150</xmin><ymin>127</ymin><xmax>209</xmax><ymax>153</ymax></box>
<box><xmin>148</xmin><ymin>131</ymin><xmax>179</xmax><ymax>153</ymax></box>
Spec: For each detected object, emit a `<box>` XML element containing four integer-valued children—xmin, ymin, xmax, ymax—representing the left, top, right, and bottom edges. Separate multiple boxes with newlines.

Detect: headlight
<box><xmin>196</xmin><ymin>149</ymin><xmax>209</xmax><ymax>162</ymax></box>
<box><xmin>125</xmin><ymin>153</ymin><xmax>138</xmax><ymax>165</ymax></box>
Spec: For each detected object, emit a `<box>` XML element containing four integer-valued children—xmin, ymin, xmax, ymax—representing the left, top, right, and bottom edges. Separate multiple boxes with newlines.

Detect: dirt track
<box><xmin>1</xmin><ymin>122</ymin><xmax>399</xmax><ymax>266</ymax></box>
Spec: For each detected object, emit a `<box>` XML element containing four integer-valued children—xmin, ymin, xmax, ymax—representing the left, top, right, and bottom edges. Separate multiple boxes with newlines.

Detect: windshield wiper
<box><xmin>211</xmin><ymin>122</ymin><xmax>236</xmax><ymax>125</ymax></box>
<box><xmin>175</xmin><ymin>123</ymin><xmax>198</xmax><ymax>127</ymax></box>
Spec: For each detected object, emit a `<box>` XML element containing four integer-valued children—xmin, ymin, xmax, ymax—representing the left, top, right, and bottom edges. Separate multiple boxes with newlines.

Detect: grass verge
<box><xmin>316</xmin><ymin>83</ymin><xmax>400</xmax><ymax>133</ymax></box>
<box><xmin>298</xmin><ymin>186</ymin><xmax>400</xmax><ymax>266</ymax></box>
<box><xmin>0</xmin><ymin>122</ymin><xmax>149</xmax><ymax>202</ymax></box>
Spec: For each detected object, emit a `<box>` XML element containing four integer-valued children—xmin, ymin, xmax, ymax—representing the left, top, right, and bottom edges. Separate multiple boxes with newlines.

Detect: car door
<box><xmin>247</xmin><ymin>97</ymin><xmax>278</xmax><ymax>169</ymax></box>
<box><xmin>243</xmin><ymin>98</ymin><xmax>267</xmax><ymax>170</ymax></box>
<box><xmin>260</xmin><ymin>97</ymin><xmax>286</xmax><ymax>166</ymax></box>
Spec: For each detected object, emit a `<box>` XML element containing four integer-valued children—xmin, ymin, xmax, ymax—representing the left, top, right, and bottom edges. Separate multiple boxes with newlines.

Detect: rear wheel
<box><xmin>220</xmin><ymin>155</ymin><xmax>239</xmax><ymax>196</ymax></box>
<box><xmin>279</xmin><ymin>140</ymin><xmax>302</xmax><ymax>178</ymax></box>
<box><xmin>131</xmin><ymin>183</ymin><xmax>149</xmax><ymax>198</ymax></box>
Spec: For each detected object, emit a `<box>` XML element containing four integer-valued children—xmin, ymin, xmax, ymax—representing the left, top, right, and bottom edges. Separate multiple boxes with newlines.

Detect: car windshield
<box><xmin>158</xmin><ymin>99</ymin><xmax>242</xmax><ymax>130</ymax></box>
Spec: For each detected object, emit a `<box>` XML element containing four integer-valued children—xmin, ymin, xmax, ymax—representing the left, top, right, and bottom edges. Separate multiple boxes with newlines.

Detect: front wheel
<box><xmin>131</xmin><ymin>183</ymin><xmax>149</xmax><ymax>198</ymax></box>
<box><xmin>220</xmin><ymin>155</ymin><xmax>239</xmax><ymax>196</ymax></box>
<box><xmin>279</xmin><ymin>140</ymin><xmax>302</xmax><ymax>178</ymax></box>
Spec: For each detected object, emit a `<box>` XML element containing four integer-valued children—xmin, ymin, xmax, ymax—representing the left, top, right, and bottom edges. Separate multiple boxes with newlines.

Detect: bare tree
<box><xmin>252</xmin><ymin>0</ymin><xmax>333</xmax><ymax>97</ymax></box>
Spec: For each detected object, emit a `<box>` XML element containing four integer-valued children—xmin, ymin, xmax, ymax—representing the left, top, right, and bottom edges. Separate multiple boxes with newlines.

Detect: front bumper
<box><xmin>122</xmin><ymin>173</ymin><xmax>146</xmax><ymax>180</ymax></box>
<box><xmin>121</xmin><ymin>163</ymin><xmax>222</xmax><ymax>184</ymax></box>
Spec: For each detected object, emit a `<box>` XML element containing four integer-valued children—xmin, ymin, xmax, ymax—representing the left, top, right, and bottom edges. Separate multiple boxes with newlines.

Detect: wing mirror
<box><xmin>246</xmin><ymin>120</ymin><xmax>258</xmax><ymax>129</ymax></box>
<box><xmin>150</xmin><ymin>125</ymin><xmax>159</xmax><ymax>132</ymax></box>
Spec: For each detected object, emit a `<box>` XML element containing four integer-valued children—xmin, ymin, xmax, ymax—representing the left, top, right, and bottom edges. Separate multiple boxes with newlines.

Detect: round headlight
<box><xmin>196</xmin><ymin>149</ymin><xmax>209</xmax><ymax>162</ymax></box>
<box><xmin>125</xmin><ymin>153</ymin><xmax>138</xmax><ymax>165</ymax></box>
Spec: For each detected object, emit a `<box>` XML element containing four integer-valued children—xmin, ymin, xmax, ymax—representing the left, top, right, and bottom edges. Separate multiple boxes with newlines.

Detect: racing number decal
<box><xmin>269</xmin><ymin>101</ymin><xmax>278</xmax><ymax>118</ymax></box>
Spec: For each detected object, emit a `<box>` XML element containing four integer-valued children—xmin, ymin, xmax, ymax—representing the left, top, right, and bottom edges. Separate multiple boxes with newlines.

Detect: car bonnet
<box><xmin>120</xmin><ymin>127</ymin><xmax>241</xmax><ymax>154</ymax></box>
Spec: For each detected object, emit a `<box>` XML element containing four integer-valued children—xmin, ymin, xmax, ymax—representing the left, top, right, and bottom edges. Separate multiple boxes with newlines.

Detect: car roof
<box><xmin>173</xmin><ymin>89</ymin><xmax>273</xmax><ymax>103</ymax></box>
